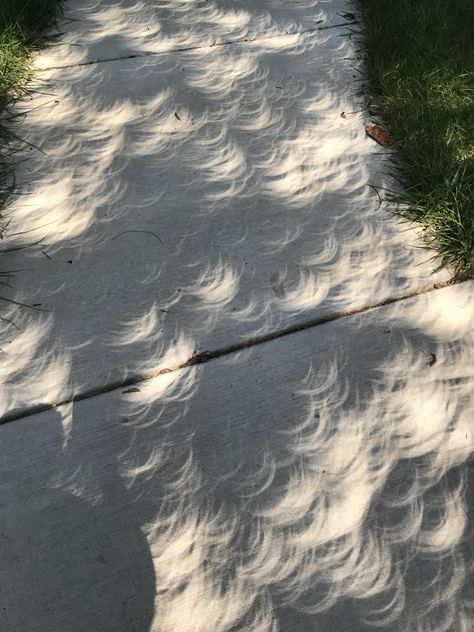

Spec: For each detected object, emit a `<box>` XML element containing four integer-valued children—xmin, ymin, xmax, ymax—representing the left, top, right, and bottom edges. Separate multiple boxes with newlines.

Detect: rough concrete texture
<box><xmin>1</xmin><ymin>9</ymin><xmax>449</xmax><ymax>415</ymax></box>
<box><xmin>0</xmin><ymin>284</ymin><xmax>473</xmax><ymax>631</ymax></box>
<box><xmin>36</xmin><ymin>0</ymin><xmax>358</xmax><ymax>68</ymax></box>
<box><xmin>0</xmin><ymin>2</ymin><xmax>472</xmax><ymax>630</ymax></box>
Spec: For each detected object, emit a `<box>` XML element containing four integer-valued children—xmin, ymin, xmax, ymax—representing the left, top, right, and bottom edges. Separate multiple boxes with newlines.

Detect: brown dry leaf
<box><xmin>341</xmin><ymin>111</ymin><xmax>347</xmax><ymax>119</ymax></box>
<box><xmin>365</xmin><ymin>124</ymin><xmax>391</xmax><ymax>147</ymax></box>
<box><xmin>434</xmin><ymin>280</ymin><xmax>450</xmax><ymax>289</ymax></box>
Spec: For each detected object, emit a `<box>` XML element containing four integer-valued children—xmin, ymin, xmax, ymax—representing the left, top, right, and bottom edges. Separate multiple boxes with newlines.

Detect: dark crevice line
<box><xmin>0</xmin><ymin>279</ymin><xmax>466</xmax><ymax>426</ymax></box>
<box><xmin>40</xmin><ymin>21</ymin><xmax>356</xmax><ymax>71</ymax></box>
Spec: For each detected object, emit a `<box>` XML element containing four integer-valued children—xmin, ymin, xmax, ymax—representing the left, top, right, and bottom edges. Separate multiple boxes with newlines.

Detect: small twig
<box><xmin>0</xmin><ymin>316</ymin><xmax>20</xmax><ymax>331</ymax></box>
<box><xmin>368</xmin><ymin>183</ymin><xmax>384</xmax><ymax>211</ymax></box>
<box><xmin>111</xmin><ymin>230</ymin><xmax>163</xmax><ymax>243</ymax></box>
<box><xmin>0</xmin><ymin>295</ymin><xmax>50</xmax><ymax>311</ymax></box>
<box><xmin>5</xmin><ymin>128</ymin><xmax>48</xmax><ymax>155</ymax></box>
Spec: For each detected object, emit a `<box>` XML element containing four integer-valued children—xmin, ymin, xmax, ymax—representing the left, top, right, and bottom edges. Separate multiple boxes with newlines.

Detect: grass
<box><xmin>356</xmin><ymin>0</ymin><xmax>474</xmax><ymax>276</ymax></box>
<box><xmin>0</xmin><ymin>0</ymin><xmax>62</xmax><ymax>214</ymax></box>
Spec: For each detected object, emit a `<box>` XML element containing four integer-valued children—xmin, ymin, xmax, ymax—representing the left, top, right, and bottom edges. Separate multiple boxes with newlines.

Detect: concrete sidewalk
<box><xmin>0</xmin><ymin>1</ymin><xmax>472</xmax><ymax>631</ymax></box>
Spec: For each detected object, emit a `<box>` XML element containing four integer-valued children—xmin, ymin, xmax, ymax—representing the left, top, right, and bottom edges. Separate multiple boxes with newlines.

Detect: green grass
<box><xmin>357</xmin><ymin>0</ymin><xmax>474</xmax><ymax>276</ymax></box>
<box><xmin>0</xmin><ymin>0</ymin><xmax>62</xmax><ymax>212</ymax></box>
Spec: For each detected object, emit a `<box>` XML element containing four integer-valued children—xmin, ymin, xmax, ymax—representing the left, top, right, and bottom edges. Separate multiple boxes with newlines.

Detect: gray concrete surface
<box><xmin>1</xmin><ymin>5</ymin><xmax>449</xmax><ymax>416</ymax></box>
<box><xmin>0</xmin><ymin>2</ymin><xmax>472</xmax><ymax>630</ymax></box>
<box><xmin>0</xmin><ymin>284</ymin><xmax>472</xmax><ymax>631</ymax></box>
<box><xmin>36</xmin><ymin>0</ymin><xmax>358</xmax><ymax>69</ymax></box>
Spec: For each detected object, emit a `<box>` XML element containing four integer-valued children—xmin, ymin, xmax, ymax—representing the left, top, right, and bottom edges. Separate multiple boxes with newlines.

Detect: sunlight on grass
<box><xmin>357</xmin><ymin>0</ymin><xmax>474</xmax><ymax>276</ymax></box>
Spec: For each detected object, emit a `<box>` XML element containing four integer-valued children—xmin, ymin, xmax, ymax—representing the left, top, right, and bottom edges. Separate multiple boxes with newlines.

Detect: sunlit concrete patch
<box><xmin>1</xmin><ymin>25</ymin><xmax>450</xmax><ymax>414</ymax></box>
<box><xmin>36</xmin><ymin>0</ymin><xmax>357</xmax><ymax>69</ymax></box>
<box><xmin>0</xmin><ymin>284</ymin><xmax>472</xmax><ymax>631</ymax></box>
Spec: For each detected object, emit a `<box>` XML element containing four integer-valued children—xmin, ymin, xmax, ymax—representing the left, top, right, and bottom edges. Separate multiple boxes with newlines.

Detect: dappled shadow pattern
<box><xmin>0</xmin><ymin>284</ymin><xmax>472</xmax><ymax>630</ymax></box>
<box><xmin>0</xmin><ymin>7</ymin><xmax>470</xmax><ymax>629</ymax></box>
<box><xmin>0</xmin><ymin>1</ymin><xmax>446</xmax><ymax>415</ymax></box>
<box><xmin>37</xmin><ymin>0</ymin><xmax>355</xmax><ymax>68</ymax></box>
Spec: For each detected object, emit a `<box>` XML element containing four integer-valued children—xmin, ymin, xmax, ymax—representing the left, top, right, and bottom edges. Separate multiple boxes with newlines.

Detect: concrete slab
<box><xmin>1</xmin><ymin>25</ymin><xmax>450</xmax><ymax>416</ymax></box>
<box><xmin>37</xmin><ymin>0</ymin><xmax>357</xmax><ymax>69</ymax></box>
<box><xmin>0</xmin><ymin>284</ymin><xmax>472</xmax><ymax>631</ymax></box>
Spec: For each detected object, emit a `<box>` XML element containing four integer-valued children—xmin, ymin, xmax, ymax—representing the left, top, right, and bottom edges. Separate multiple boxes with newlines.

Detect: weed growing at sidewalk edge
<box><xmin>0</xmin><ymin>0</ymin><xmax>63</xmax><ymax>304</ymax></box>
<box><xmin>355</xmin><ymin>0</ymin><xmax>474</xmax><ymax>277</ymax></box>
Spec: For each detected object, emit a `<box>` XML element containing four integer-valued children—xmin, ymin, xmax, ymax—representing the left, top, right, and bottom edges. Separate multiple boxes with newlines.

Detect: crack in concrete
<box><xmin>1</xmin><ymin>279</ymin><xmax>466</xmax><ymax>426</ymax></box>
<box><xmin>40</xmin><ymin>20</ymin><xmax>356</xmax><ymax>71</ymax></box>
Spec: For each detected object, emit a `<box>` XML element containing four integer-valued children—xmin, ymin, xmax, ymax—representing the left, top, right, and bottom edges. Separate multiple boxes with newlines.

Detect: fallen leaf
<box><xmin>428</xmin><ymin>353</ymin><xmax>437</xmax><ymax>367</ymax></box>
<box><xmin>365</xmin><ymin>124</ymin><xmax>391</xmax><ymax>147</ymax></box>
<box><xmin>174</xmin><ymin>111</ymin><xmax>181</xmax><ymax>120</ymax></box>
<box><xmin>122</xmin><ymin>387</ymin><xmax>141</xmax><ymax>393</ymax></box>
<box><xmin>341</xmin><ymin>111</ymin><xmax>347</xmax><ymax>118</ymax></box>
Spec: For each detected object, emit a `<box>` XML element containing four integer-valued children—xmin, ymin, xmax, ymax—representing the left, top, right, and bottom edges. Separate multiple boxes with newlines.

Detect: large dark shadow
<box><xmin>0</xmin><ymin>408</ymin><xmax>155</xmax><ymax>632</ymax></box>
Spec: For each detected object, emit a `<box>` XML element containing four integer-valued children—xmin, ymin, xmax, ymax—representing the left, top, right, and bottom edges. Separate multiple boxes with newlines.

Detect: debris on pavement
<box><xmin>365</xmin><ymin>124</ymin><xmax>391</xmax><ymax>147</ymax></box>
